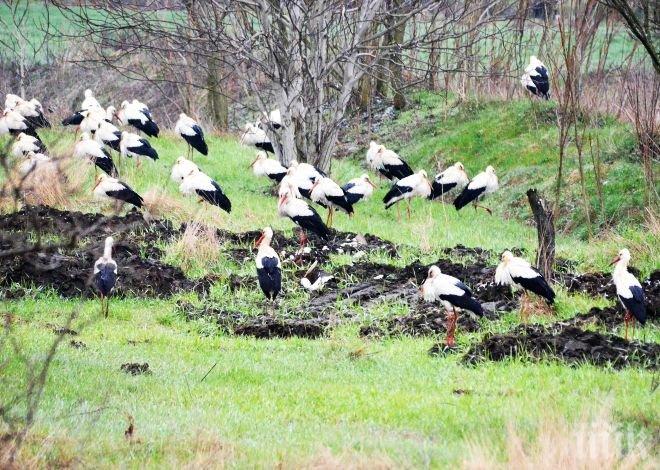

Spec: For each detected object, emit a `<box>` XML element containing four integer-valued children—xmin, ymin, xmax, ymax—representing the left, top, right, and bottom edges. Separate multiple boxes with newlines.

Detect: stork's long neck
<box><xmin>259</xmin><ymin>237</ymin><xmax>272</xmax><ymax>252</ymax></box>
<box><xmin>103</xmin><ymin>240</ymin><xmax>113</xmax><ymax>259</ymax></box>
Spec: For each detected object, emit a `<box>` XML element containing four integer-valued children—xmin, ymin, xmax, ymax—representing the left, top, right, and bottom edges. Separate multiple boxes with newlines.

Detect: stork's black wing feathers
<box><xmin>196</xmin><ymin>181</ymin><xmax>231</xmax><ymax>213</ymax></box>
<box><xmin>430</xmin><ymin>181</ymin><xmax>457</xmax><ymax>200</ymax></box>
<box><xmin>513</xmin><ymin>274</ymin><xmax>556</xmax><ymax>304</ymax></box>
<box><xmin>256</xmin><ymin>141</ymin><xmax>274</xmax><ymax>153</ymax></box>
<box><xmin>327</xmin><ymin>194</ymin><xmax>354</xmax><ymax>215</ymax></box>
<box><xmin>62</xmin><ymin>111</ymin><xmax>84</xmax><ymax>126</ymax></box>
<box><xmin>128</xmin><ymin>118</ymin><xmax>160</xmax><ymax>138</ymax></box>
<box><xmin>292</xmin><ymin>207</ymin><xmax>331</xmax><ymax>240</ymax></box>
<box><xmin>453</xmin><ymin>185</ymin><xmax>485</xmax><ymax>210</ymax></box>
<box><xmin>106</xmin><ymin>186</ymin><xmax>143</xmax><ymax>208</ymax></box>
<box><xmin>183</xmin><ymin>130</ymin><xmax>208</xmax><ymax>156</ymax></box>
<box><xmin>620</xmin><ymin>287</ymin><xmax>646</xmax><ymax>325</ymax></box>
<box><xmin>381</xmin><ymin>160</ymin><xmax>413</xmax><ymax>181</ymax></box>
<box><xmin>383</xmin><ymin>184</ymin><xmax>412</xmax><ymax>209</ymax></box>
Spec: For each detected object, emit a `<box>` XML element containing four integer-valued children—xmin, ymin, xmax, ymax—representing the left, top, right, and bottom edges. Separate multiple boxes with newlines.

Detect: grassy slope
<box><xmin>1</xmin><ymin>98</ymin><xmax>658</xmax><ymax>467</ymax></box>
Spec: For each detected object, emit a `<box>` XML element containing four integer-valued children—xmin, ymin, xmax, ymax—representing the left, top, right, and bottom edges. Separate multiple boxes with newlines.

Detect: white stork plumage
<box><xmin>255</xmin><ymin>226</ymin><xmax>282</xmax><ymax>305</ymax></box>
<box><xmin>341</xmin><ymin>174</ymin><xmax>376</xmax><ymax>205</ymax></box>
<box><xmin>278</xmin><ymin>181</ymin><xmax>331</xmax><ymax>245</ymax></box>
<box><xmin>1</xmin><ymin>109</ymin><xmax>38</xmax><ymax>137</ymax></box>
<box><xmin>78</xmin><ymin>107</ymin><xmax>108</xmax><ymax>134</ymax></box>
<box><xmin>117</xmin><ymin>100</ymin><xmax>159</xmax><ymax>137</ymax></box>
<box><xmin>310</xmin><ymin>176</ymin><xmax>354</xmax><ymax>227</ymax></box>
<box><xmin>288</xmin><ymin>160</ymin><xmax>325</xmax><ymax>183</ymax></box>
<box><xmin>250</xmin><ymin>151</ymin><xmax>287</xmax><ymax>183</ymax></box>
<box><xmin>174</xmin><ymin>112</ymin><xmax>207</xmax><ymax>157</ymax></box>
<box><xmin>611</xmin><ymin>248</ymin><xmax>646</xmax><ymax>340</ymax></box>
<box><xmin>366</xmin><ymin>141</ymin><xmax>413</xmax><ymax>181</ymax></box>
<box><xmin>92</xmin><ymin>119</ymin><xmax>122</xmax><ymax>152</ymax></box>
<box><xmin>179</xmin><ymin>169</ymin><xmax>231</xmax><ymax>213</ymax></box>
<box><xmin>93</xmin><ymin>174</ymin><xmax>144</xmax><ymax>208</ymax></box>
<box><xmin>421</xmin><ymin>265</ymin><xmax>484</xmax><ymax>348</ymax></box>
<box><xmin>171</xmin><ymin>156</ymin><xmax>200</xmax><ymax>183</ymax></box>
<box><xmin>430</xmin><ymin>162</ymin><xmax>469</xmax><ymax>200</ymax></box>
<box><xmin>81</xmin><ymin>89</ymin><xmax>101</xmax><ymax>111</ymax></box>
<box><xmin>382</xmin><ymin>169</ymin><xmax>432</xmax><ymax>218</ymax></box>
<box><xmin>6</xmin><ymin>94</ymin><xmax>50</xmax><ymax>128</ymax></box>
<box><xmin>11</xmin><ymin>132</ymin><xmax>46</xmax><ymax>157</ymax></box>
<box><xmin>93</xmin><ymin>236</ymin><xmax>118</xmax><ymax>317</ymax></box>
<box><xmin>261</xmin><ymin>109</ymin><xmax>282</xmax><ymax>130</ymax></box>
<box><xmin>521</xmin><ymin>55</ymin><xmax>550</xmax><ymax>100</ymax></box>
<box><xmin>495</xmin><ymin>251</ymin><xmax>556</xmax><ymax>313</ymax></box>
<box><xmin>240</xmin><ymin>122</ymin><xmax>274</xmax><ymax>153</ymax></box>
<box><xmin>61</xmin><ymin>89</ymin><xmax>102</xmax><ymax>127</ymax></box>
<box><xmin>300</xmin><ymin>260</ymin><xmax>334</xmax><ymax>291</ymax></box>
<box><xmin>120</xmin><ymin>131</ymin><xmax>158</xmax><ymax>164</ymax></box>
<box><xmin>18</xmin><ymin>152</ymin><xmax>53</xmax><ymax>176</ymax></box>
<box><xmin>453</xmin><ymin>165</ymin><xmax>498</xmax><ymax>214</ymax></box>
<box><xmin>74</xmin><ymin>133</ymin><xmax>117</xmax><ymax>176</ymax></box>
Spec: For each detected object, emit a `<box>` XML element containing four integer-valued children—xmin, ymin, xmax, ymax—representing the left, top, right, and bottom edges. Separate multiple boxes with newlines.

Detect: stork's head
<box><xmin>179</xmin><ymin>112</ymin><xmax>188</xmax><ymax>120</ymax></box>
<box><xmin>121</xmin><ymin>131</ymin><xmax>130</xmax><ymax>139</ymax></box>
<box><xmin>419</xmin><ymin>170</ymin><xmax>428</xmax><ymax>178</ymax></box>
<box><xmin>29</xmin><ymin>98</ymin><xmax>43</xmax><ymax>111</ymax></box>
<box><xmin>369</xmin><ymin>141</ymin><xmax>378</xmax><ymax>149</ymax></box>
<box><xmin>249</xmin><ymin>151</ymin><xmax>267</xmax><ymax>168</ymax></box>
<box><xmin>120</xmin><ymin>100</ymin><xmax>129</xmax><ymax>109</ymax></box>
<box><xmin>17</xmin><ymin>132</ymin><xmax>27</xmax><ymax>141</ymax></box>
<box><xmin>486</xmin><ymin>165</ymin><xmax>496</xmax><ymax>174</ymax></box>
<box><xmin>84</xmin><ymin>89</ymin><xmax>93</xmax><ymax>98</ymax></box>
<box><xmin>80</xmin><ymin>132</ymin><xmax>91</xmax><ymax>141</ymax></box>
<box><xmin>500</xmin><ymin>250</ymin><xmax>514</xmax><ymax>263</ymax></box>
<box><xmin>530</xmin><ymin>55</ymin><xmax>538</xmax><ymax>62</ymax></box>
<box><xmin>427</xmin><ymin>265</ymin><xmax>441</xmax><ymax>279</ymax></box>
<box><xmin>454</xmin><ymin>162</ymin><xmax>465</xmax><ymax>171</ymax></box>
<box><xmin>255</xmin><ymin>226</ymin><xmax>274</xmax><ymax>248</ymax></box>
<box><xmin>106</xmin><ymin>105</ymin><xmax>116</xmax><ymax>116</ymax></box>
<box><xmin>360</xmin><ymin>173</ymin><xmax>376</xmax><ymax>188</ymax></box>
<box><xmin>610</xmin><ymin>248</ymin><xmax>631</xmax><ymax>266</ymax></box>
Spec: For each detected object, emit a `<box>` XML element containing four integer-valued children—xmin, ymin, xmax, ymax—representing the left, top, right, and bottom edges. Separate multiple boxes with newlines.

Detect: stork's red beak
<box><xmin>366</xmin><ymin>179</ymin><xmax>376</xmax><ymax>189</ymax></box>
<box><xmin>255</xmin><ymin>233</ymin><xmax>265</xmax><ymax>248</ymax></box>
<box><xmin>278</xmin><ymin>193</ymin><xmax>288</xmax><ymax>205</ymax></box>
<box><xmin>610</xmin><ymin>256</ymin><xmax>620</xmax><ymax>266</ymax></box>
<box><xmin>249</xmin><ymin>156</ymin><xmax>259</xmax><ymax>169</ymax></box>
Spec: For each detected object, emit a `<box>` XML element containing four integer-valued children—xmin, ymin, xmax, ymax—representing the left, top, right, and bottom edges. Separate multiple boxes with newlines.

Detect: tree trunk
<box><xmin>206</xmin><ymin>54</ymin><xmax>228</xmax><ymax>130</ymax></box>
<box><xmin>527</xmin><ymin>189</ymin><xmax>555</xmax><ymax>282</ymax></box>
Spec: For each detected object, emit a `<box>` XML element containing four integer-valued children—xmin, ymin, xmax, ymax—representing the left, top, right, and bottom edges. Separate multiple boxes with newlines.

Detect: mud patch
<box><xmin>70</xmin><ymin>340</ymin><xmax>87</xmax><ymax>349</ymax></box>
<box><xmin>120</xmin><ymin>362</ymin><xmax>151</xmax><ymax>375</ymax></box>
<box><xmin>464</xmin><ymin>324</ymin><xmax>659</xmax><ymax>369</ymax></box>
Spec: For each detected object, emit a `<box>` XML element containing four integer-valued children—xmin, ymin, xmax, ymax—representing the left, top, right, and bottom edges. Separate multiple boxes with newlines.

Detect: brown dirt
<box><xmin>120</xmin><ymin>363</ymin><xmax>151</xmax><ymax>375</ymax></box>
<box><xmin>463</xmin><ymin>324</ymin><xmax>659</xmax><ymax>369</ymax></box>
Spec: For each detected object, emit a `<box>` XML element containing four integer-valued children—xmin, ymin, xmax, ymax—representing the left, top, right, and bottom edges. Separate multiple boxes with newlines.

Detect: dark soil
<box><xmin>0</xmin><ymin>206</ymin><xmax>211</xmax><ymax>298</ymax></box>
<box><xmin>120</xmin><ymin>362</ymin><xmax>151</xmax><ymax>375</ymax></box>
<box><xmin>464</xmin><ymin>324</ymin><xmax>659</xmax><ymax>369</ymax></box>
<box><xmin>70</xmin><ymin>340</ymin><xmax>87</xmax><ymax>349</ymax></box>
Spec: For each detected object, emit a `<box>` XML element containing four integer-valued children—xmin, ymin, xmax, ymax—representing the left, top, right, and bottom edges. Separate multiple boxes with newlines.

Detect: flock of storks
<box><xmin>0</xmin><ymin>55</ymin><xmax>648</xmax><ymax>347</ymax></box>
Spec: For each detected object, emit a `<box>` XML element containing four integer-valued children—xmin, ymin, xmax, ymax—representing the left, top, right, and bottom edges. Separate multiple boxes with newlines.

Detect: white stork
<box><xmin>278</xmin><ymin>181</ymin><xmax>331</xmax><ymax>245</ymax></box>
<box><xmin>453</xmin><ymin>165</ymin><xmax>498</xmax><ymax>214</ymax></box>
<box><xmin>179</xmin><ymin>169</ymin><xmax>231</xmax><ymax>213</ymax></box>
<box><xmin>93</xmin><ymin>174</ymin><xmax>144</xmax><ymax>208</ymax></box>
<box><xmin>429</xmin><ymin>162</ymin><xmax>469</xmax><ymax>200</ymax></box>
<box><xmin>1</xmin><ymin>109</ymin><xmax>38</xmax><ymax>137</ymax></box>
<box><xmin>366</xmin><ymin>141</ymin><xmax>413</xmax><ymax>181</ymax></box>
<box><xmin>117</xmin><ymin>100</ymin><xmax>159</xmax><ymax>137</ymax></box>
<box><xmin>61</xmin><ymin>89</ymin><xmax>102</xmax><ymax>127</ymax></box>
<box><xmin>6</xmin><ymin>95</ymin><xmax>50</xmax><ymax>128</ymax></box>
<box><xmin>288</xmin><ymin>160</ymin><xmax>325</xmax><ymax>183</ymax></box>
<box><xmin>495</xmin><ymin>251</ymin><xmax>555</xmax><ymax>315</ymax></box>
<box><xmin>11</xmin><ymin>132</ymin><xmax>46</xmax><ymax>157</ymax></box>
<box><xmin>78</xmin><ymin>107</ymin><xmax>108</xmax><ymax>134</ymax></box>
<box><xmin>240</xmin><ymin>122</ymin><xmax>274</xmax><ymax>153</ymax></box>
<box><xmin>120</xmin><ymin>131</ymin><xmax>159</xmax><ymax>165</ymax></box>
<box><xmin>382</xmin><ymin>170</ymin><xmax>432</xmax><ymax>219</ymax></box>
<box><xmin>81</xmin><ymin>89</ymin><xmax>101</xmax><ymax>111</ymax></box>
<box><xmin>92</xmin><ymin>119</ymin><xmax>121</xmax><ymax>152</ymax></box>
<box><xmin>174</xmin><ymin>112</ymin><xmax>208</xmax><ymax>157</ymax></box>
<box><xmin>74</xmin><ymin>133</ymin><xmax>117</xmax><ymax>176</ymax></box>
<box><xmin>171</xmin><ymin>156</ymin><xmax>199</xmax><ymax>183</ymax></box>
<box><xmin>342</xmin><ymin>174</ymin><xmax>376</xmax><ymax>206</ymax></box>
<box><xmin>421</xmin><ymin>265</ymin><xmax>484</xmax><ymax>348</ymax></box>
<box><xmin>261</xmin><ymin>109</ymin><xmax>282</xmax><ymax>130</ymax></box>
<box><xmin>310</xmin><ymin>176</ymin><xmax>354</xmax><ymax>227</ymax></box>
<box><xmin>611</xmin><ymin>248</ymin><xmax>647</xmax><ymax>340</ymax></box>
<box><xmin>255</xmin><ymin>226</ymin><xmax>282</xmax><ymax>306</ymax></box>
<box><xmin>250</xmin><ymin>151</ymin><xmax>287</xmax><ymax>183</ymax></box>
<box><xmin>18</xmin><ymin>152</ymin><xmax>53</xmax><ymax>176</ymax></box>
<box><xmin>93</xmin><ymin>236</ymin><xmax>118</xmax><ymax>317</ymax></box>
<box><xmin>300</xmin><ymin>260</ymin><xmax>334</xmax><ymax>291</ymax></box>
<box><xmin>521</xmin><ymin>56</ymin><xmax>550</xmax><ymax>100</ymax></box>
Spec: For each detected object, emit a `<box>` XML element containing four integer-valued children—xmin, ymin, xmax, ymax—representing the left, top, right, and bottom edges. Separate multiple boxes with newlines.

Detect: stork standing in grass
<box><xmin>278</xmin><ymin>182</ymin><xmax>331</xmax><ymax>246</ymax></box>
<box><xmin>6</xmin><ymin>94</ymin><xmax>50</xmax><ymax>128</ymax></box>
<box><xmin>81</xmin><ymin>89</ymin><xmax>101</xmax><ymax>111</ymax></box>
<box><xmin>179</xmin><ymin>169</ymin><xmax>232</xmax><ymax>213</ymax></box>
<box><xmin>521</xmin><ymin>56</ymin><xmax>550</xmax><ymax>100</ymax></box>
<box><xmin>120</xmin><ymin>131</ymin><xmax>158</xmax><ymax>167</ymax></box>
<box><xmin>93</xmin><ymin>174</ymin><xmax>144</xmax><ymax>209</ymax></box>
<box><xmin>366</xmin><ymin>141</ymin><xmax>413</xmax><ymax>181</ymax></box>
<box><xmin>288</xmin><ymin>160</ymin><xmax>326</xmax><ymax>183</ymax></box>
<box><xmin>342</xmin><ymin>174</ymin><xmax>376</xmax><ymax>205</ymax></box>
<box><xmin>421</xmin><ymin>265</ymin><xmax>484</xmax><ymax>348</ymax></box>
<box><xmin>255</xmin><ymin>226</ymin><xmax>281</xmax><ymax>309</ymax></box>
<box><xmin>94</xmin><ymin>236</ymin><xmax>117</xmax><ymax>317</ymax></box>
<box><xmin>383</xmin><ymin>170</ymin><xmax>432</xmax><ymax>219</ymax></box>
<box><xmin>18</xmin><ymin>152</ymin><xmax>52</xmax><ymax>176</ymax></box>
<box><xmin>453</xmin><ymin>165</ymin><xmax>498</xmax><ymax>214</ymax></box>
<box><xmin>175</xmin><ymin>113</ymin><xmax>208</xmax><ymax>158</ymax></box>
<box><xmin>93</xmin><ymin>119</ymin><xmax>122</xmax><ymax>153</ymax></box>
<box><xmin>117</xmin><ymin>100</ymin><xmax>159</xmax><ymax>137</ymax></box>
<box><xmin>495</xmin><ymin>251</ymin><xmax>555</xmax><ymax>317</ymax></box>
<box><xmin>1</xmin><ymin>109</ymin><xmax>38</xmax><ymax>137</ymax></box>
<box><xmin>11</xmin><ymin>132</ymin><xmax>46</xmax><ymax>157</ymax></box>
<box><xmin>74</xmin><ymin>133</ymin><xmax>117</xmax><ymax>176</ymax></box>
<box><xmin>429</xmin><ymin>162</ymin><xmax>469</xmax><ymax>201</ymax></box>
<box><xmin>171</xmin><ymin>156</ymin><xmax>199</xmax><ymax>183</ymax></box>
<box><xmin>611</xmin><ymin>248</ymin><xmax>646</xmax><ymax>340</ymax></box>
<box><xmin>310</xmin><ymin>176</ymin><xmax>354</xmax><ymax>227</ymax></box>
<box><xmin>240</xmin><ymin>122</ymin><xmax>274</xmax><ymax>153</ymax></box>
<box><xmin>61</xmin><ymin>89</ymin><xmax>102</xmax><ymax>127</ymax></box>
<box><xmin>250</xmin><ymin>151</ymin><xmax>287</xmax><ymax>183</ymax></box>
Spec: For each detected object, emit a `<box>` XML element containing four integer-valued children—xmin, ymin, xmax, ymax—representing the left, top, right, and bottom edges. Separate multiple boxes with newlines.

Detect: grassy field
<box><xmin>1</xmin><ymin>97</ymin><xmax>658</xmax><ymax>467</ymax></box>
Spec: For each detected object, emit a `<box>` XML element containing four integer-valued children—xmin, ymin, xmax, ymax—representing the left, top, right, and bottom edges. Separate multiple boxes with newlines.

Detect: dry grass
<box><xmin>165</xmin><ymin>220</ymin><xmax>222</xmax><ymax>273</ymax></box>
<box><xmin>142</xmin><ymin>187</ymin><xmax>190</xmax><ymax>221</ymax></box>
<box><xmin>176</xmin><ymin>432</ymin><xmax>237</xmax><ymax>469</ymax></box>
<box><xmin>463</xmin><ymin>408</ymin><xmax>655</xmax><ymax>470</ymax></box>
<box><xmin>296</xmin><ymin>448</ymin><xmax>396</xmax><ymax>470</ymax></box>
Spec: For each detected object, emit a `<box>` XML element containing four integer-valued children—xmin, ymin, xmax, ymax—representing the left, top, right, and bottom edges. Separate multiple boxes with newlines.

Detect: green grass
<box><xmin>1</xmin><ymin>96</ymin><xmax>658</xmax><ymax>467</ymax></box>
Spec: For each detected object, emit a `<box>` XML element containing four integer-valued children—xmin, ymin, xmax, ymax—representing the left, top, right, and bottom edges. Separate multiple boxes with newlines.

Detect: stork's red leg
<box><xmin>446</xmin><ymin>307</ymin><xmax>458</xmax><ymax>348</ymax></box>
